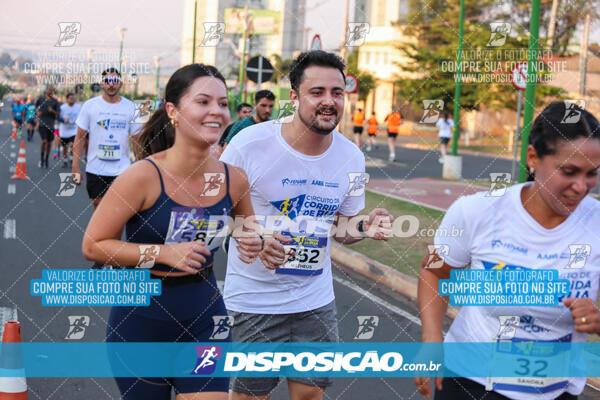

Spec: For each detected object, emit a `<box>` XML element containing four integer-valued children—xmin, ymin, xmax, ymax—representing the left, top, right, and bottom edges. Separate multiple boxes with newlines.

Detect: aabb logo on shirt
<box><xmin>270</xmin><ymin>195</ymin><xmax>306</xmax><ymax>221</ymax></box>
<box><xmin>192</xmin><ymin>345</ymin><xmax>222</xmax><ymax>375</ymax></box>
<box><xmin>97</xmin><ymin>119</ymin><xmax>127</xmax><ymax>130</ymax></box>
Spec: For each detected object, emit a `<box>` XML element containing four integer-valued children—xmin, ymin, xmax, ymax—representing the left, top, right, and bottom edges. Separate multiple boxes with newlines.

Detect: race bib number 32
<box><xmin>276</xmin><ymin>232</ymin><xmax>327</xmax><ymax>276</ymax></box>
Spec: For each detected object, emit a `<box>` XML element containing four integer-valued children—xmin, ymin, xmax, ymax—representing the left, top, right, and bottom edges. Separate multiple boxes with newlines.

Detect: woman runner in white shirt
<box><xmin>415</xmin><ymin>101</ymin><xmax>600</xmax><ymax>400</ymax></box>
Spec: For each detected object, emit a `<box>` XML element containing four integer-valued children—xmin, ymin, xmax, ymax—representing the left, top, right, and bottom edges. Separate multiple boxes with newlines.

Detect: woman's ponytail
<box><xmin>137</xmin><ymin>106</ymin><xmax>174</xmax><ymax>158</ymax></box>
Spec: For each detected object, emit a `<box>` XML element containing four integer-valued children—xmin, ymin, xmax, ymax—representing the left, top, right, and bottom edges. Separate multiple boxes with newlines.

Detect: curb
<box><xmin>330</xmin><ymin>243</ymin><xmax>600</xmax><ymax>388</ymax></box>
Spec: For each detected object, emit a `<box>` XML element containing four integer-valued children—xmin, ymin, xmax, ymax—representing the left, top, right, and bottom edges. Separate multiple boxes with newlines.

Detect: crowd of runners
<box><xmin>10</xmin><ymin>49</ymin><xmax>600</xmax><ymax>400</ymax></box>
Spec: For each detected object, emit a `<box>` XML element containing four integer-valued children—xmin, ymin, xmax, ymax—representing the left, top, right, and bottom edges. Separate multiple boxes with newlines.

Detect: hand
<box><xmin>563</xmin><ymin>297</ymin><xmax>600</xmax><ymax>334</ymax></box>
<box><xmin>414</xmin><ymin>376</ymin><xmax>443</xmax><ymax>398</ymax></box>
<box><xmin>72</xmin><ymin>166</ymin><xmax>83</xmax><ymax>185</ymax></box>
<box><xmin>162</xmin><ymin>242</ymin><xmax>212</xmax><ymax>274</ymax></box>
<box><xmin>364</xmin><ymin>208</ymin><xmax>394</xmax><ymax>241</ymax></box>
<box><xmin>259</xmin><ymin>232</ymin><xmax>294</xmax><ymax>270</ymax></box>
<box><xmin>232</xmin><ymin>230</ymin><xmax>263</xmax><ymax>264</ymax></box>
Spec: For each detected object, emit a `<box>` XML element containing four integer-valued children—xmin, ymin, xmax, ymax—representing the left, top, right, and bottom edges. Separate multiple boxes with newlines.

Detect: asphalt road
<box><xmin>1</xmin><ymin>108</ymin><xmax>598</xmax><ymax>399</ymax></box>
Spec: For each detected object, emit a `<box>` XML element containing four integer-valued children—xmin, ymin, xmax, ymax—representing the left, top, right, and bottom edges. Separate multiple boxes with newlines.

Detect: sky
<box><xmin>0</xmin><ymin>0</ymin><xmax>596</xmax><ymax>77</ymax></box>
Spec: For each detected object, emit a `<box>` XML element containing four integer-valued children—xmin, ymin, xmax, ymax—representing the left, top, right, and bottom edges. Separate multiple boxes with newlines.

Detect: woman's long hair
<box><xmin>137</xmin><ymin>64</ymin><xmax>226</xmax><ymax>158</ymax></box>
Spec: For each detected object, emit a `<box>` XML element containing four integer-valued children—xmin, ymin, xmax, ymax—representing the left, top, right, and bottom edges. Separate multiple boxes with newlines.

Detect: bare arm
<box><xmin>418</xmin><ymin>252</ymin><xmax>453</xmax><ymax>342</ymax></box>
<box><xmin>71</xmin><ymin>127</ymin><xmax>87</xmax><ymax>184</ymax></box>
<box><xmin>333</xmin><ymin>208</ymin><xmax>393</xmax><ymax>245</ymax></box>
<box><xmin>81</xmin><ymin>161</ymin><xmax>209</xmax><ymax>273</ymax></box>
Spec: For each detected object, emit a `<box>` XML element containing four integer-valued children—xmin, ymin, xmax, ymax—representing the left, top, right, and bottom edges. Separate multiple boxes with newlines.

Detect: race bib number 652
<box><xmin>276</xmin><ymin>232</ymin><xmax>327</xmax><ymax>276</ymax></box>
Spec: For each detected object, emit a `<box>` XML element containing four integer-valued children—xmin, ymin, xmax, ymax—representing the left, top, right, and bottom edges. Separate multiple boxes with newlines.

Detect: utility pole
<box><xmin>192</xmin><ymin>0</ymin><xmax>198</xmax><ymax>63</ymax></box>
<box><xmin>340</xmin><ymin>0</ymin><xmax>350</xmax><ymax>135</ymax></box>
<box><xmin>86</xmin><ymin>49</ymin><xmax>94</xmax><ymax>99</ymax></box>
<box><xmin>518</xmin><ymin>0</ymin><xmax>541</xmax><ymax>182</ymax></box>
<box><xmin>154</xmin><ymin>56</ymin><xmax>161</xmax><ymax>108</ymax></box>
<box><xmin>579</xmin><ymin>12</ymin><xmax>591</xmax><ymax>96</ymax></box>
<box><xmin>547</xmin><ymin>0</ymin><xmax>559</xmax><ymax>49</ymax></box>
<box><xmin>237</xmin><ymin>5</ymin><xmax>251</xmax><ymax>103</ymax></box>
<box><xmin>117</xmin><ymin>27</ymin><xmax>127</xmax><ymax>73</ymax></box>
<box><xmin>451</xmin><ymin>0</ymin><xmax>465</xmax><ymax>156</ymax></box>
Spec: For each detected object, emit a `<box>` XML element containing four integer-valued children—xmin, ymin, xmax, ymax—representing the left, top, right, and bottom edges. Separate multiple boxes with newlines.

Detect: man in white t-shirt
<box><xmin>220</xmin><ymin>50</ymin><xmax>393</xmax><ymax>400</ymax></box>
<box><xmin>72</xmin><ymin>68</ymin><xmax>141</xmax><ymax>209</ymax></box>
<box><xmin>58</xmin><ymin>92</ymin><xmax>81</xmax><ymax>168</ymax></box>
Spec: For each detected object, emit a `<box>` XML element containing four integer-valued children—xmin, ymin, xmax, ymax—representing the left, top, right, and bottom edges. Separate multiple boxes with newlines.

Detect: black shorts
<box><xmin>440</xmin><ymin>137</ymin><xmax>450</xmax><ymax>145</ymax></box>
<box><xmin>60</xmin><ymin>136</ymin><xmax>75</xmax><ymax>146</ymax></box>
<box><xmin>86</xmin><ymin>172</ymin><xmax>117</xmax><ymax>199</ymax></box>
<box><xmin>26</xmin><ymin>119</ymin><xmax>36</xmax><ymax>126</ymax></box>
<box><xmin>387</xmin><ymin>130</ymin><xmax>398</xmax><ymax>138</ymax></box>
<box><xmin>39</xmin><ymin>125</ymin><xmax>54</xmax><ymax>142</ymax></box>
<box><xmin>434</xmin><ymin>377</ymin><xmax>577</xmax><ymax>400</ymax></box>
<box><xmin>368</xmin><ymin>133</ymin><xmax>376</xmax><ymax>137</ymax></box>
<box><xmin>353</xmin><ymin>126</ymin><xmax>364</xmax><ymax>134</ymax></box>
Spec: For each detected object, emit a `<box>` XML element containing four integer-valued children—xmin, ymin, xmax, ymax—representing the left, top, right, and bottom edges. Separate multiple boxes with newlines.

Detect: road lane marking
<box><xmin>333</xmin><ymin>274</ymin><xmax>422</xmax><ymax>326</ymax></box>
<box><xmin>3</xmin><ymin>219</ymin><xmax>16</xmax><ymax>239</ymax></box>
<box><xmin>10</xmin><ymin>152</ymin><xmax>16</xmax><ymax>158</ymax></box>
<box><xmin>9</xmin><ymin>165</ymin><xmax>15</xmax><ymax>174</ymax></box>
<box><xmin>8</xmin><ymin>184</ymin><xmax>15</xmax><ymax>194</ymax></box>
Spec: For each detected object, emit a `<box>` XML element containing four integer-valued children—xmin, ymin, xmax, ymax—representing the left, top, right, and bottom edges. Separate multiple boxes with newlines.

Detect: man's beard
<box><xmin>298</xmin><ymin>109</ymin><xmax>339</xmax><ymax>135</ymax></box>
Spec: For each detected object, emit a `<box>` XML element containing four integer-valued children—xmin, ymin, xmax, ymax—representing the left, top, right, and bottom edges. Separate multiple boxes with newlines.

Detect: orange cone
<box><xmin>10</xmin><ymin>141</ymin><xmax>28</xmax><ymax>180</ymax></box>
<box><xmin>10</xmin><ymin>128</ymin><xmax>16</xmax><ymax>141</ymax></box>
<box><xmin>0</xmin><ymin>321</ymin><xmax>27</xmax><ymax>399</ymax></box>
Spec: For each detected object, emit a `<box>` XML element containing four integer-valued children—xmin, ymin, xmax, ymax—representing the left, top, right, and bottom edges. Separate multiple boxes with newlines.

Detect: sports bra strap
<box><xmin>223</xmin><ymin>162</ymin><xmax>230</xmax><ymax>193</ymax></box>
<box><xmin>144</xmin><ymin>158</ymin><xmax>165</xmax><ymax>193</ymax></box>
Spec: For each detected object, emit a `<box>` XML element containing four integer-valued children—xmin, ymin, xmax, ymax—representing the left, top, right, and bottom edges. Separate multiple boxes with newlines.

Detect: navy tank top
<box><xmin>126</xmin><ymin>158</ymin><xmax>233</xmax><ymax>273</ymax></box>
<box><xmin>122</xmin><ymin>158</ymin><xmax>233</xmax><ymax>321</ymax></box>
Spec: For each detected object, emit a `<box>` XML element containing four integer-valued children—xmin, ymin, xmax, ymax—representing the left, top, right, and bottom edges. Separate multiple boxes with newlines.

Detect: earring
<box><xmin>529</xmin><ymin>167</ymin><xmax>535</xmax><ymax>175</ymax></box>
<box><xmin>170</xmin><ymin>119</ymin><xmax>178</xmax><ymax>128</ymax></box>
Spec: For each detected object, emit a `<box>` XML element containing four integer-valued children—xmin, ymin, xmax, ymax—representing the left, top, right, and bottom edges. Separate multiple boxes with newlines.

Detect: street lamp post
<box><xmin>86</xmin><ymin>49</ymin><xmax>94</xmax><ymax>99</ymax></box>
<box><xmin>131</xmin><ymin>73</ymin><xmax>138</xmax><ymax>99</ymax></box>
<box><xmin>153</xmin><ymin>56</ymin><xmax>161</xmax><ymax>108</ymax></box>
<box><xmin>117</xmin><ymin>27</ymin><xmax>127</xmax><ymax>73</ymax></box>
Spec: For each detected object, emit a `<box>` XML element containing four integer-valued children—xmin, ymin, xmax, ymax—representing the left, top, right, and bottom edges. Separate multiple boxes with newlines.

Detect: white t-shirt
<box><xmin>435</xmin><ymin>182</ymin><xmax>600</xmax><ymax>399</ymax></box>
<box><xmin>220</xmin><ymin>120</ymin><xmax>366</xmax><ymax>314</ymax></box>
<box><xmin>76</xmin><ymin>96</ymin><xmax>140</xmax><ymax>176</ymax></box>
<box><xmin>435</xmin><ymin>118</ymin><xmax>453</xmax><ymax>138</ymax></box>
<box><xmin>59</xmin><ymin>103</ymin><xmax>81</xmax><ymax>138</ymax></box>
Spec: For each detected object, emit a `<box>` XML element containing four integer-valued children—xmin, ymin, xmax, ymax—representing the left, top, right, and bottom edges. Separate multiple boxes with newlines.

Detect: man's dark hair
<box><xmin>101</xmin><ymin>68</ymin><xmax>121</xmax><ymax>77</ymax></box>
<box><xmin>66</xmin><ymin>92</ymin><xmax>74</xmax><ymax>99</ymax></box>
<box><xmin>254</xmin><ymin>90</ymin><xmax>275</xmax><ymax>103</ymax></box>
<box><xmin>237</xmin><ymin>102</ymin><xmax>252</xmax><ymax>112</ymax></box>
<box><xmin>289</xmin><ymin>50</ymin><xmax>345</xmax><ymax>92</ymax></box>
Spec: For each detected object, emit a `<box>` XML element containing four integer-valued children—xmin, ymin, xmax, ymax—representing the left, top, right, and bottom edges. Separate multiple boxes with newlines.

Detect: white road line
<box><xmin>8</xmin><ymin>184</ymin><xmax>15</xmax><ymax>194</ymax></box>
<box><xmin>3</xmin><ymin>219</ymin><xmax>16</xmax><ymax>239</ymax></box>
<box><xmin>9</xmin><ymin>165</ymin><xmax>15</xmax><ymax>174</ymax></box>
<box><xmin>333</xmin><ymin>275</ymin><xmax>422</xmax><ymax>326</ymax></box>
<box><xmin>9</xmin><ymin>152</ymin><xmax>16</xmax><ymax>158</ymax></box>
<box><xmin>0</xmin><ymin>307</ymin><xmax>18</xmax><ymax>338</ymax></box>
<box><xmin>10</xmin><ymin>143</ymin><xmax>16</xmax><ymax>149</ymax></box>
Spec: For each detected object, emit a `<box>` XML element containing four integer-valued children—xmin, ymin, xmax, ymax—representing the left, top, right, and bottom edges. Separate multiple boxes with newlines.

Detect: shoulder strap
<box><xmin>143</xmin><ymin>158</ymin><xmax>165</xmax><ymax>193</ymax></box>
<box><xmin>222</xmin><ymin>162</ymin><xmax>231</xmax><ymax>194</ymax></box>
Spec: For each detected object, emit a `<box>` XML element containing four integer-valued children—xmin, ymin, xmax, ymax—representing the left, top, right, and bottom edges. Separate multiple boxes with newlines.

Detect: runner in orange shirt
<box><xmin>366</xmin><ymin>112</ymin><xmax>378</xmax><ymax>152</ymax></box>
<box><xmin>352</xmin><ymin>108</ymin><xmax>365</xmax><ymax>149</ymax></box>
<box><xmin>384</xmin><ymin>107</ymin><xmax>401</xmax><ymax>162</ymax></box>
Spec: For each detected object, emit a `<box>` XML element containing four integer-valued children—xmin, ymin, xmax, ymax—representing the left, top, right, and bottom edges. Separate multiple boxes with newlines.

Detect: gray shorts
<box><xmin>228</xmin><ymin>300</ymin><xmax>339</xmax><ymax>396</ymax></box>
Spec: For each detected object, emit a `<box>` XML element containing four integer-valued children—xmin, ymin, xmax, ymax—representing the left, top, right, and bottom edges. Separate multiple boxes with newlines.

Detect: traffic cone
<box><xmin>0</xmin><ymin>321</ymin><xmax>27</xmax><ymax>399</ymax></box>
<box><xmin>10</xmin><ymin>128</ymin><xmax>16</xmax><ymax>141</ymax></box>
<box><xmin>11</xmin><ymin>141</ymin><xmax>29</xmax><ymax>180</ymax></box>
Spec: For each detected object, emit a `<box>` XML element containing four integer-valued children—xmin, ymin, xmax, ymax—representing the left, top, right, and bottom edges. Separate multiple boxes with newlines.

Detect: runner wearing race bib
<box><xmin>72</xmin><ymin>68</ymin><xmax>141</xmax><ymax>209</ymax></box>
<box><xmin>415</xmin><ymin>102</ymin><xmax>600</xmax><ymax>400</ymax></box>
<box><xmin>58</xmin><ymin>93</ymin><xmax>81</xmax><ymax>168</ymax></box>
<box><xmin>24</xmin><ymin>97</ymin><xmax>37</xmax><ymax>142</ymax></box>
<box><xmin>82</xmin><ymin>64</ymin><xmax>262</xmax><ymax>400</ymax></box>
<box><xmin>221</xmin><ymin>50</ymin><xmax>393</xmax><ymax>400</ymax></box>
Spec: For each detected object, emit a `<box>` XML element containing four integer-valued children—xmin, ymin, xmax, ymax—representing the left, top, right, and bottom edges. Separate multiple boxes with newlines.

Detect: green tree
<box><xmin>394</xmin><ymin>0</ymin><xmax>564</xmax><ymax>112</ymax></box>
<box><xmin>346</xmin><ymin>50</ymin><xmax>376</xmax><ymax>102</ymax></box>
<box><xmin>0</xmin><ymin>82</ymin><xmax>15</xmax><ymax>99</ymax></box>
<box><xmin>270</xmin><ymin>54</ymin><xmax>292</xmax><ymax>85</ymax></box>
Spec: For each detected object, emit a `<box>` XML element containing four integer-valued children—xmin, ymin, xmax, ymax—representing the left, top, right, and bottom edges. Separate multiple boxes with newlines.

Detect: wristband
<box><xmin>357</xmin><ymin>220</ymin><xmax>365</xmax><ymax>233</ymax></box>
<box><xmin>258</xmin><ymin>233</ymin><xmax>265</xmax><ymax>251</ymax></box>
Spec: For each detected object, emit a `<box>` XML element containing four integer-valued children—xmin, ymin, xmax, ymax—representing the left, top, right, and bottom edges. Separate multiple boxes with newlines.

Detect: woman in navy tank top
<box><xmin>82</xmin><ymin>64</ymin><xmax>262</xmax><ymax>400</ymax></box>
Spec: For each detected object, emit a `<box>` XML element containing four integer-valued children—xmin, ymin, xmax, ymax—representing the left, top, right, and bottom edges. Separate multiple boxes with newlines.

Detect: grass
<box><xmin>344</xmin><ymin>190</ymin><xmax>445</xmax><ymax>278</ymax></box>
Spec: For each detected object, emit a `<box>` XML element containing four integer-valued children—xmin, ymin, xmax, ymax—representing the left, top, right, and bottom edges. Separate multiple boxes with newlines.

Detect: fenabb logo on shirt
<box><xmin>96</xmin><ymin>119</ymin><xmax>127</xmax><ymax>130</ymax></box>
<box><xmin>281</xmin><ymin>178</ymin><xmax>307</xmax><ymax>187</ymax></box>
